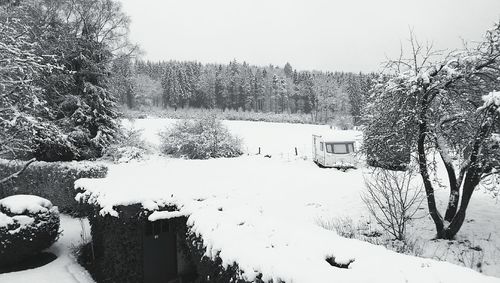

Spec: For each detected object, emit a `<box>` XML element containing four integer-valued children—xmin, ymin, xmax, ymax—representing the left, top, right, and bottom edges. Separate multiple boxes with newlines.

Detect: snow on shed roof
<box><xmin>75</xmin><ymin>156</ymin><xmax>498</xmax><ymax>283</ymax></box>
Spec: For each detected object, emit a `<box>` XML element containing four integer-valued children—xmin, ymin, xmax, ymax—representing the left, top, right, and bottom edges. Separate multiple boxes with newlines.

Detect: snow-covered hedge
<box><xmin>0</xmin><ymin>195</ymin><xmax>60</xmax><ymax>267</ymax></box>
<box><xmin>185</xmin><ymin>231</ymin><xmax>272</xmax><ymax>283</ymax></box>
<box><xmin>0</xmin><ymin>159</ymin><xmax>107</xmax><ymax>214</ymax></box>
<box><xmin>81</xmin><ymin>204</ymin><xmax>145</xmax><ymax>283</ymax></box>
<box><xmin>160</xmin><ymin>115</ymin><xmax>243</xmax><ymax>159</ymax></box>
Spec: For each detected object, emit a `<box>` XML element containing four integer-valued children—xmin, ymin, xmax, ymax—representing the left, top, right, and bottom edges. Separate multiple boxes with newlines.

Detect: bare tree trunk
<box><xmin>444</xmin><ymin>170</ymin><xmax>480</xmax><ymax>239</ymax></box>
<box><xmin>444</xmin><ymin>114</ymin><xmax>495</xmax><ymax>238</ymax></box>
<box><xmin>417</xmin><ymin>98</ymin><xmax>445</xmax><ymax>237</ymax></box>
<box><xmin>436</xmin><ymin>149</ymin><xmax>460</xmax><ymax>222</ymax></box>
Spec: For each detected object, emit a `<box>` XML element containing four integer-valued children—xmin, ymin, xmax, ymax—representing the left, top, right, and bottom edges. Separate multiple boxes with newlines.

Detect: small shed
<box><xmin>81</xmin><ymin>204</ymin><xmax>196</xmax><ymax>283</ymax></box>
<box><xmin>312</xmin><ymin>133</ymin><xmax>357</xmax><ymax>168</ymax></box>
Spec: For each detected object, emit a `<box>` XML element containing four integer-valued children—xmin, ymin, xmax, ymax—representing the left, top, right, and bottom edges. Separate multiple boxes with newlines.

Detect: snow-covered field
<box><xmin>3</xmin><ymin>118</ymin><xmax>499</xmax><ymax>282</ymax></box>
<box><xmin>76</xmin><ymin>155</ymin><xmax>500</xmax><ymax>283</ymax></box>
<box><xmin>79</xmin><ymin>118</ymin><xmax>499</xmax><ymax>282</ymax></box>
<box><xmin>122</xmin><ymin>118</ymin><xmax>363</xmax><ymax>158</ymax></box>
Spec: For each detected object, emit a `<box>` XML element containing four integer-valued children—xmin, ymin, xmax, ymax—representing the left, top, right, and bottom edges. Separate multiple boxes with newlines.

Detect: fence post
<box><xmin>295</xmin><ymin>147</ymin><xmax>298</xmax><ymax>156</ymax></box>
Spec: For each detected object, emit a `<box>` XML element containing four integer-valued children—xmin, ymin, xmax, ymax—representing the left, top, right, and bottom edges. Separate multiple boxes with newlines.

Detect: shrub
<box><xmin>362</xmin><ymin>168</ymin><xmax>424</xmax><ymax>240</ymax></box>
<box><xmin>160</xmin><ymin>115</ymin><xmax>243</xmax><ymax>159</ymax></box>
<box><xmin>0</xmin><ymin>195</ymin><xmax>60</xmax><ymax>267</ymax></box>
<box><xmin>102</xmin><ymin>125</ymin><xmax>151</xmax><ymax>163</ymax></box>
<box><xmin>0</xmin><ymin>159</ymin><xmax>107</xmax><ymax>214</ymax></box>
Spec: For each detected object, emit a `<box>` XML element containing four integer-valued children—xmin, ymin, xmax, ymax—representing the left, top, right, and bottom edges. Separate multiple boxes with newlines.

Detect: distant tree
<box><xmin>131</xmin><ymin>74</ymin><xmax>162</xmax><ymax>107</ymax></box>
<box><xmin>131</xmin><ymin>59</ymin><xmax>373</xmax><ymax>119</ymax></box>
<box><xmin>284</xmin><ymin>62</ymin><xmax>293</xmax><ymax>78</ymax></box>
<box><xmin>195</xmin><ymin>68</ymin><xmax>216</xmax><ymax>108</ymax></box>
<box><xmin>109</xmin><ymin>56</ymin><xmax>134</xmax><ymax>108</ymax></box>
<box><xmin>215</xmin><ymin>65</ymin><xmax>226</xmax><ymax>109</ymax></box>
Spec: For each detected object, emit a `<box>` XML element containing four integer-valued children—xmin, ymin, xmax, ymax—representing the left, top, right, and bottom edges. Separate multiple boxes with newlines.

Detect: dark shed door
<box><xmin>143</xmin><ymin>219</ymin><xmax>177</xmax><ymax>283</ymax></box>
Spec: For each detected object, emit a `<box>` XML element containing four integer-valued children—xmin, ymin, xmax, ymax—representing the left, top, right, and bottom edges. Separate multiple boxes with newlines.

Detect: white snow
<box><xmin>6</xmin><ymin>215</ymin><xmax>36</xmax><ymax>234</ymax></box>
<box><xmin>148</xmin><ymin>210</ymin><xmax>189</xmax><ymax>221</ymax></box>
<box><xmin>0</xmin><ymin>211</ymin><xmax>14</xmax><ymax>228</ymax></box>
<box><xmin>0</xmin><ymin>215</ymin><xmax>94</xmax><ymax>283</ymax></box>
<box><xmin>75</xmin><ymin>155</ymin><xmax>500</xmax><ymax>283</ymax></box>
<box><xmin>11</xmin><ymin>215</ymin><xmax>35</xmax><ymax>226</ymax></box>
<box><xmin>0</xmin><ymin>195</ymin><xmax>53</xmax><ymax>214</ymax></box>
<box><xmin>481</xmin><ymin>90</ymin><xmax>500</xmax><ymax>111</ymax></box>
<box><xmin>3</xmin><ymin>118</ymin><xmax>499</xmax><ymax>282</ymax></box>
<box><xmin>493</xmin><ymin>133</ymin><xmax>500</xmax><ymax>143</ymax></box>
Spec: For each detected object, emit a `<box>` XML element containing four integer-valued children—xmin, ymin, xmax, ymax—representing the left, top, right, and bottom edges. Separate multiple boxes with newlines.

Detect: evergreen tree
<box><xmin>284</xmin><ymin>62</ymin><xmax>293</xmax><ymax>78</ymax></box>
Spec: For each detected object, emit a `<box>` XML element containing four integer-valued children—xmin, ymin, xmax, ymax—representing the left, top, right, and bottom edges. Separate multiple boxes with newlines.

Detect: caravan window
<box><xmin>348</xmin><ymin>143</ymin><xmax>354</xmax><ymax>153</ymax></box>
<box><xmin>333</xmin><ymin>143</ymin><xmax>348</xmax><ymax>154</ymax></box>
<box><xmin>325</xmin><ymin>144</ymin><xmax>333</xmax><ymax>153</ymax></box>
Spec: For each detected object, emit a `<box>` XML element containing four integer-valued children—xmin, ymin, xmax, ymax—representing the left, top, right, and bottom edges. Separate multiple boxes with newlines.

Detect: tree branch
<box><xmin>0</xmin><ymin>158</ymin><xmax>36</xmax><ymax>185</ymax></box>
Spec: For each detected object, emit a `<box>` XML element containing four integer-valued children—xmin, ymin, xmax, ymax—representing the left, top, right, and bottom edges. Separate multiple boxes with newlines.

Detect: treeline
<box><xmin>111</xmin><ymin>59</ymin><xmax>376</xmax><ymax>126</ymax></box>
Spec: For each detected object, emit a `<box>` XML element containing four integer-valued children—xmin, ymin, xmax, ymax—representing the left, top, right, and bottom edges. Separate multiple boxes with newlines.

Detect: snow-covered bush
<box><xmin>160</xmin><ymin>115</ymin><xmax>243</xmax><ymax>159</ymax></box>
<box><xmin>0</xmin><ymin>195</ymin><xmax>60</xmax><ymax>267</ymax></box>
<box><xmin>103</xmin><ymin>126</ymin><xmax>151</xmax><ymax>163</ymax></box>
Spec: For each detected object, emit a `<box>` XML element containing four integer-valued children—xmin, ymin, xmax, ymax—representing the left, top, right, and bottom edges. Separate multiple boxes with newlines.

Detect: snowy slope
<box><xmin>75</xmin><ymin>156</ymin><xmax>500</xmax><ymax>283</ymax></box>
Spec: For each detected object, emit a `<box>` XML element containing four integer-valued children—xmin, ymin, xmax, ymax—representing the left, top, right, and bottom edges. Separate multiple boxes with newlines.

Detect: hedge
<box><xmin>0</xmin><ymin>159</ymin><xmax>107</xmax><ymax>215</ymax></box>
<box><xmin>82</xmin><ymin>204</ymin><xmax>145</xmax><ymax>283</ymax></box>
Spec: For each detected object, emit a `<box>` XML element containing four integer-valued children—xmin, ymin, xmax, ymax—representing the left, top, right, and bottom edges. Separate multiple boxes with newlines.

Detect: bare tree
<box><xmin>362</xmin><ymin>168</ymin><xmax>424</xmax><ymax>240</ymax></box>
<box><xmin>367</xmin><ymin>24</ymin><xmax>500</xmax><ymax>239</ymax></box>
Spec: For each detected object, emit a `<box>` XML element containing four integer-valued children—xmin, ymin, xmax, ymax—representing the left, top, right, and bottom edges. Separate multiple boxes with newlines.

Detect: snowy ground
<box><xmin>0</xmin><ymin>215</ymin><xmax>94</xmax><ymax>283</ymax></box>
<box><xmin>76</xmin><ymin>156</ymin><xmax>500</xmax><ymax>283</ymax></box>
<box><xmin>73</xmin><ymin>117</ymin><xmax>499</xmax><ymax>282</ymax></box>
<box><xmin>3</xmin><ymin>118</ymin><xmax>499</xmax><ymax>282</ymax></box>
<box><xmin>122</xmin><ymin>118</ymin><xmax>363</xmax><ymax>158</ymax></box>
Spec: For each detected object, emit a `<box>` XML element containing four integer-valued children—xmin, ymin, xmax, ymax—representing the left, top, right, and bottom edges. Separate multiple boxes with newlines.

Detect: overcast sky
<box><xmin>119</xmin><ymin>0</ymin><xmax>500</xmax><ymax>73</ymax></box>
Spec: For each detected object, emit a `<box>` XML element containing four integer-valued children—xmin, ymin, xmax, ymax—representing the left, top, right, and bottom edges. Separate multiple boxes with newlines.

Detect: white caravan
<box><xmin>312</xmin><ymin>133</ymin><xmax>356</xmax><ymax>168</ymax></box>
